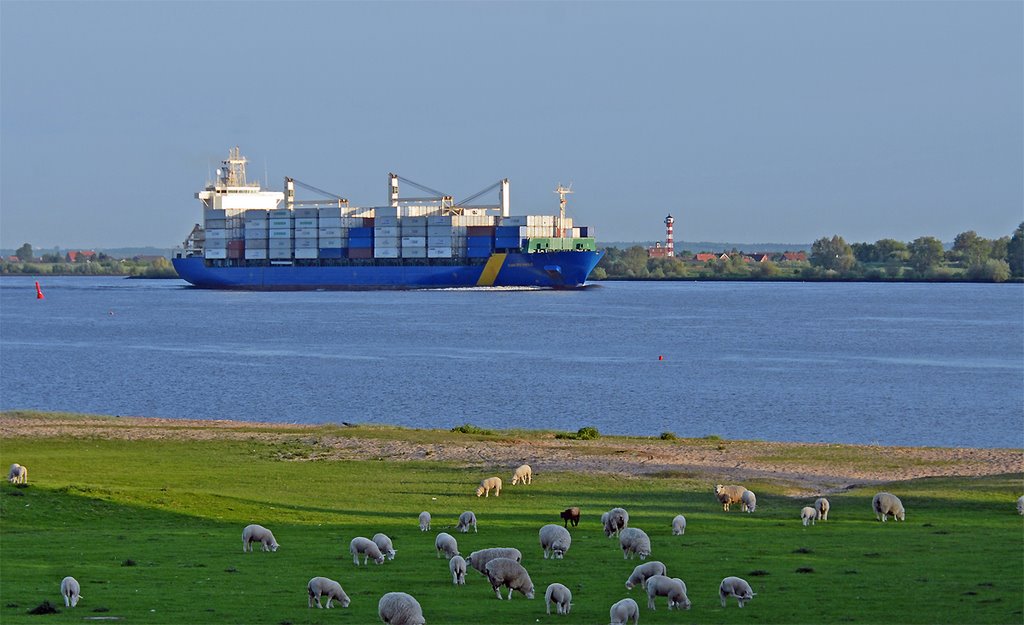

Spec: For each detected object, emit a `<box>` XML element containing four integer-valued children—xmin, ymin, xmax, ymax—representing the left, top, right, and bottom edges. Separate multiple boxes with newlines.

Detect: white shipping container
<box><xmin>204</xmin><ymin>219</ymin><xmax>227</xmax><ymax>229</ymax></box>
<box><xmin>295</xmin><ymin>218</ymin><xmax>317</xmax><ymax>228</ymax></box>
<box><xmin>294</xmin><ymin>208</ymin><xmax>318</xmax><ymax>219</ymax></box>
<box><xmin>426</xmin><ymin>225</ymin><xmax>453</xmax><ymax>236</ymax></box>
<box><xmin>269</xmin><ymin>230</ymin><xmax>293</xmax><ymax>239</ymax></box>
<box><xmin>294</xmin><ymin>238</ymin><xmax>318</xmax><ymax>249</ymax></box>
<box><xmin>375</xmin><ymin>206</ymin><xmax>399</xmax><ymax>218</ymax></box>
<box><xmin>374</xmin><ymin>226</ymin><xmax>399</xmax><ymax>237</ymax></box>
<box><xmin>244</xmin><ymin>249</ymin><xmax>269</xmax><ymax>260</ymax></box>
<box><xmin>402</xmin><ymin>216</ymin><xmax>428</xmax><ymax>227</ymax></box>
<box><xmin>244</xmin><ymin>209</ymin><xmax>269</xmax><ymax>218</ymax></box>
<box><xmin>245</xmin><ymin>239</ymin><xmax>268</xmax><ymax>249</ymax></box>
<box><xmin>205</xmin><ymin>248</ymin><xmax>228</xmax><ymax>259</ymax></box>
<box><xmin>269</xmin><ymin>239</ymin><xmax>293</xmax><ymax>250</ymax></box>
<box><xmin>318</xmin><ymin>207</ymin><xmax>345</xmax><ymax>218</ymax></box>
<box><xmin>269</xmin><ymin>218</ymin><xmax>293</xmax><ymax>228</ymax></box>
<box><xmin>401</xmin><ymin>246</ymin><xmax>427</xmax><ymax>258</ymax></box>
<box><xmin>244</xmin><ymin>229</ymin><xmax>268</xmax><ymax>239</ymax></box>
<box><xmin>401</xmin><ymin>225</ymin><xmax>427</xmax><ymax>236</ymax></box>
<box><xmin>318</xmin><ymin>218</ymin><xmax>342</xmax><ymax>228</ymax></box>
<box><xmin>376</xmin><ymin>216</ymin><xmax>400</xmax><ymax>227</ymax></box>
<box><xmin>205</xmin><ymin>228</ymin><xmax>227</xmax><ymax>239</ymax></box>
<box><xmin>318</xmin><ymin>227</ymin><xmax>342</xmax><ymax>238</ymax></box>
<box><xmin>341</xmin><ymin>217</ymin><xmax>364</xmax><ymax>228</ymax></box>
<box><xmin>245</xmin><ymin>218</ymin><xmax>268</xmax><ymax>228</ymax></box>
<box><xmin>374</xmin><ymin>247</ymin><xmax>400</xmax><ymax>258</ymax></box>
<box><xmin>269</xmin><ymin>249</ymin><xmax>293</xmax><ymax>259</ymax></box>
<box><xmin>375</xmin><ymin>237</ymin><xmax>400</xmax><ymax>248</ymax></box>
<box><xmin>319</xmin><ymin>237</ymin><xmax>345</xmax><ymax>248</ymax></box>
<box><xmin>427</xmin><ymin>215</ymin><xmax>453</xmax><ymax>226</ymax></box>
<box><xmin>295</xmin><ymin>228</ymin><xmax>318</xmax><ymax>239</ymax></box>
<box><xmin>428</xmin><ymin>247</ymin><xmax>454</xmax><ymax>258</ymax></box>
<box><xmin>401</xmin><ymin>236</ymin><xmax>426</xmax><ymax>247</ymax></box>
<box><xmin>428</xmin><ymin>236</ymin><xmax>454</xmax><ymax>247</ymax></box>
<box><xmin>501</xmin><ymin>216</ymin><xmax>526</xmax><ymax>227</ymax></box>
<box><xmin>269</xmin><ymin>209</ymin><xmax>291</xmax><ymax>218</ymax></box>
<box><xmin>294</xmin><ymin>248</ymin><xmax>319</xmax><ymax>259</ymax></box>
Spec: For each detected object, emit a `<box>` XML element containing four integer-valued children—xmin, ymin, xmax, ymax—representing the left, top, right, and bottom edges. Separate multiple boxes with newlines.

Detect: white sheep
<box><xmin>719</xmin><ymin>576</ymin><xmax>756</xmax><ymax>608</ymax></box>
<box><xmin>815</xmin><ymin>497</ymin><xmax>830</xmax><ymax>521</ymax></box>
<box><xmin>619</xmin><ymin>527</ymin><xmax>651</xmax><ymax>560</ymax></box>
<box><xmin>457</xmin><ymin>511</ymin><xmax>478</xmax><ymax>534</ymax></box>
<box><xmin>603</xmin><ymin>507</ymin><xmax>629</xmax><ymax>537</ymax></box>
<box><xmin>741</xmin><ymin>490</ymin><xmax>757</xmax><ymax>513</ymax></box>
<box><xmin>800</xmin><ymin>506</ymin><xmax>817</xmax><ymax>526</ymax></box>
<box><xmin>671</xmin><ymin>514</ymin><xmax>686</xmax><ymax>536</ymax></box>
<box><xmin>625</xmin><ymin>560</ymin><xmax>667</xmax><ymax>590</ymax></box>
<box><xmin>242</xmin><ymin>524</ymin><xmax>279</xmax><ymax>552</ymax></box>
<box><xmin>872</xmin><ymin>492</ymin><xmax>905</xmax><ymax>522</ymax></box>
<box><xmin>645</xmin><ymin>575</ymin><xmax>690</xmax><ymax>610</ymax></box>
<box><xmin>468</xmin><ymin>547</ymin><xmax>522</xmax><ymax>575</ymax></box>
<box><xmin>8</xmin><ymin>463</ymin><xmax>28</xmax><ymax>484</ymax></box>
<box><xmin>373</xmin><ymin>533</ymin><xmax>398</xmax><ymax>560</ymax></box>
<box><xmin>511</xmin><ymin>464</ymin><xmax>533</xmax><ymax>485</ymax></box>
<box><xmin>476</xmin><ymin>476</ymin><xmax>502</xmax><ymax>497</ymax></box>
<box><xmin>484</xmin><ymin>557</ymin><xmax>535</xmax><ymax>600</ymax></box>
<box><xmin>350</xmin><ymin>536</ymin><xmax>386</xmax><ymax>565</ymax></box>
<box><xmin>714</xmin><ymin>484</ymin><xmax>747</xmax><ymax>511</ymax></box>
<box><xmin>545</xmin><ymin>582</ymin><xmax>572</xmax><ymax>615</ymax></box>
<box><xmin>449</xmin><ymin>555</ymin><xmax>467</xmax><ymax>585</ymax></box>
<box><xmin>609</xmin><ymin>597</ymin><xmax>640</xmax><ymax>625</ymax></box>
<box><xmin>434</xmin><ymin>532</ymin><xmax>459</xmax><ymax>560</ymax></box>
<box><xmin>1018</xmin><ymin>495</ymin><xmax>1024</xmax><ymax>515</ymax></box>
<box><xmin>539</xmin><ymin>524</ymin><xmax>572</xmax><ymax>559</ymax></box>
<box><xmin>418</xmin><ymin>511</ymin><xmax>431</xmax><ymax>532</ymax></box>
<box><xmin>378</xmin><ymin>591</ymin><xmax>425</xmax><ymax>625</ymax></box>
<box><xmin>60</xmin><ymin>576</ymin><xmax>82</xmax><ymax>608</ymax></box>
<box><xmin>307</xmin><ymin>576</ymin><xmax>350</xmax><ymax>609</ymax></box>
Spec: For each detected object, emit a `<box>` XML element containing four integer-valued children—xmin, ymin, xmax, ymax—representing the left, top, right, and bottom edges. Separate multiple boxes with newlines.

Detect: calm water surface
<box><xmin>1</xmin><ymin>277</ymin><xmax>1021</xmax><ymax>448</ymax></box>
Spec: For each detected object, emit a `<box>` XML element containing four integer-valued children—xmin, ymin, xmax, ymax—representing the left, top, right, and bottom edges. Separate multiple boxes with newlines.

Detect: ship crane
<box><xmin>454</xmin><ymin>179</ymin><xmax>511</xmax><ymax>217</ymax></box>
<box><xmin>554</xmin><ymin>183</ymin><xmax>573</xmax><ymax>237</ymax></box>
<box><xmin>388</xmin><ymin>174</ymin><xmax>454</xmax><ymax>210</ymax></box>
<box><xmin>285</xmin><ymin>177</ymin><xmax>349</xmax><ymax>209</ymax></box>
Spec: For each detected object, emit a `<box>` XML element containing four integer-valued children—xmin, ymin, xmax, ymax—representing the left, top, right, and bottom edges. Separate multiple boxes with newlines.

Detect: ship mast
<box><xmin>554</xmin><ymin>183</ymin><xmax>573</xmax><ymax>237</ymax></box>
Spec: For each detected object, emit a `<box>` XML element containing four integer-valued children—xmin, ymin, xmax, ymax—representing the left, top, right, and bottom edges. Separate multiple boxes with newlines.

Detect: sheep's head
<box><xmin>524</xmin><ymin>584</ymin><xmax>535</xmax><ymax>599</ymax></box>
<box><xmin>714</xmin><ymin>484</ymin><xmax>724</xmax><ymax>494</ymax></box>
<box><xmin>270</xmin><ymin>542</ymin><xmax>279</xmax><ymax>552</ymax></box>
<box><xmin>340</xmin><ymin>596</ymin><xmax>351</xmax><ymax>608</ymax></box>
<box><xmin>475</xmin><ymin>486</ymin><xmax>485</xmax><ymax>497</ymax></box>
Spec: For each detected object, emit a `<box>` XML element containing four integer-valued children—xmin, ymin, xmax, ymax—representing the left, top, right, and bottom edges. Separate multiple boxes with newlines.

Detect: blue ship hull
<box><xmin>172</xmin><ymin>251</ymin><xmax>603</xmax><ymax>290</ymax></box>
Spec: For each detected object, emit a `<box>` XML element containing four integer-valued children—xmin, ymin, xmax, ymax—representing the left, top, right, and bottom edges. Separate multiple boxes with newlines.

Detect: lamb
<box><xmin>560</xmin><ymin>506</ymin><xmax>581</xmax><ymax>528</ymax></box>
<box><xmin>645</xmin><ymin>575</ymin><xmax>691</xmax><ymax>610</ymax></box>
<box><xmin>468</xmin><ymin>547</ymin><xmax>522</xmax><ymax>575</ymax></box>
<box><xmin>814</xmin><ymin>497</ymin><xmax>830</xmax><ymax>521</ymax></box>
<box><xmin>714</xmin><ymin>484</ymin><xmax>747</xmax><ymax>511</ymax></box>
<box><xmin>603</xmin><ymin>507</ymin><xmax>629</xmax><ymax>537</ymax></box>
<box><xmin>60</xmin><ymin>576</ymin><xmax>82</xmax><ymax>608</ymax></box>
<box><xmin>619</xmin><ymin>527</ymin><xmax>651</xmax><ymax>560</ymax></box>
<box><xmin>242</xmin><ymin>524</ymin><xmax>279</xmax><ymax>552</ymax></box>
<box><xmin>418</xmin><ymin>511</ymin><xmax>431</xmax><ymax>532</ymax></box>
<box><xmin>8</xmin><ymin>463</ymin><xmax>28</xmax><ymax>484</ymax></box>
<box><xmin>800</xmin><ymin>506</ymin><xmax>817</xmax><ymax>526</ymax></box>
<box><xmin>539</xmin><ymin>524</ymin><xmax>572</xmax><ymax>559</ymax></box>
<box><xmin>378</xmin><ymin>591</ymin><xmax>425</xmax><ymax>625</ymax></box>
<box><xmin>741</xmin><ymin>490</ymin><xmax>757</xmax><ymax>513</ymax></box>
<box><xmin>1018</xmin><ymin>495</ymin><xmax>1024</xmax><ymax>515</ymax></box>
<box><xmin>456</xmin><ymin>511</ymin><xmax>478</xmax><ymax>534</ymax></box>
<box><xmin>350</xmin><ymin>536</ymin><xmax>386</xmax><ymax>565</ymax></box>
<box><xmin>484</xmin><ymin>557</ymin><xmax>535</xmax><ymax>600</ymax></box>
<box><xmin>511</xmin><ymin>464</ymin><xmax>533</xmax><ymax>485</ymax></box>
<box><xmin>449</xmin><ymin>555</ymin><xmax>467</xmax><ymax>585</ymax></box>
<box><xmin>544</xmin><ymin>582</ymin><xmax>572</xmax><ymax>615</ymax></box>
<box><xmin>719</xmin><ymin>576</ymin><xmax>756</xmax><ymax>608</ymax></box>
<box><xmin>671</xmin><ymin>514</ymin><xmax>686</xmax><ymax>535</ymax></box>
<box><xmin>625</xmin><ymin>560</ymin><xmax>667</xmax><ymax>590</ymax></box>
<box><xmin>434</xmin><ymin>532</ymin><xmax>459</xmax><ymax>560</ymax></box>
<box><xmin>609</xmin><ymin>597</ymin><xmax>640</xmax><ymax>625</ymax></box>
<box><xmin>373</xmin><ymin>533</ymin><xmax>397</xmax><ymax>560</ymax></box>
<box><xmin>476</xmin><ymin>476</ymin><xmax>502</xmax><ymax>497</ymax></box>
<box><xmin>307</xmin><ymin>576</ymin><xmax>350</xmax><ymax>609</ymax></box>
<box><xmin>872</xmin><ymin>492</ymin><xmax>906</xmax><ymax>522</ymax></box>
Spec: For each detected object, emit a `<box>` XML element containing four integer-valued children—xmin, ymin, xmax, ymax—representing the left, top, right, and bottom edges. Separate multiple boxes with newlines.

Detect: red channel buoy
<box><xmin>35</xmin><ymin>281</ymin><xmax>44</xmax><ymax>300</ymax></box>
<box><xmin>658</xmin><ymin>355</ymin><xmax>664</xmax><ymax>361</ymax></box>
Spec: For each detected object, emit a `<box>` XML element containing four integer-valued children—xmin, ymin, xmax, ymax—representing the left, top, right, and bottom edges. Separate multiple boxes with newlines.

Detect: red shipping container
<box><xmin>466</xmin><ymin>226</ymin><xmax>495</xmax><ymax>236</ymax></box>
<box><xmin>227</xmin><ymin>240</ymin><xmax>245</xmax><ymax>251</ymax></box>
<box><xmin>363</xmin><ymin>218</ymin><xmax>375</xmax><ymax>227</ymax></box>
<box><xmin>347</xmin><ymin>247</ymin><xmax>373</xmax><ymax>259</ymax></box>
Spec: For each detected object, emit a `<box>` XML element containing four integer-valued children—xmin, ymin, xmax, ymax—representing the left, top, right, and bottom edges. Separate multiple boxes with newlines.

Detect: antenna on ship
<box><xmin>554</xmin><ymin>183</ymin><xmax>573</xmax><ymax>237</ymax></box>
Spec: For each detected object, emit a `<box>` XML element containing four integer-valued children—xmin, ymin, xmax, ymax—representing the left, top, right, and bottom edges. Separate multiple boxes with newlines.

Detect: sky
<box><xmin>1</xmin><ymin>1</ymin><xmax>1021</xmax><ymax>249</ymax></box>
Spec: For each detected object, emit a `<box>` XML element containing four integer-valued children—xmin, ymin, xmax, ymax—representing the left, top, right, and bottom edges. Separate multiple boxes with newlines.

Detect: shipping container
<box><xmin>293</xmin><ymin>228</ymin><xmax>316</xmax><ymax>239</ymax></box>
<box><xmin>375</xmin><ymin>206</ymin><xmax>399</xmax><ymax>218</ymax></box>
<box><xmin>269</xmin><ymin>229</ymin><xmax>293</xmax><ymax>239</ymax></box>
<box><xmin>375</xmin><ymin>237</ymin><xmax>400</xmax><ymax>248</ymax></box>
<box><xmin>318</xmin><ymin>237</ymin><xmax>345</xmax><ymax>248</ymax></box>
<box><xmin>269</xmin><ymin>209</ymin><xmax>291</xmax><ymax>218</ymax></box>
<box><xmin>294</xmin><ymin>248</ymin><xmax>319</xmax><ymax>259</ymax></box>
<box><xmin>204</xmin><ymin>219</ymin><xmax>227</xmax><ymax>229</ymax></box>
<box><xmin>205</xmin><ymin>228</ymin><xmax>227</xmax><ymax>239</ymax></box>
<box><xmin>374</xmin><ymin>247</ymin><xmax>400</xmax><ymax>258</ymax></box>
<box><xmin>402</xmin><ymin>216</ymin><xmax>427</xmax><ymax>227</ymax></box>
<box><xmin>319</xmin><ymin>218</ymin><xmax>342</xmax><ymax>228</ymax></box>
<box><xmin>269</xmin><ymin>239</ymin><xmax>293</xmax><ymax>249</ymax></box>
<box><xmin>245</xmin><ymin>219</ymin><xmax>269</xmax><ymax>229</ymax></box>
<box><xmin>466</xmin><ymin>225</ymin><xmax>495</xmax><ymax>236</ymax></box>
<box><xmin>318</xmin><ymin>248</ymin><xmax>346</xmax><ymax>259</ymax></box>
<box><xmin>227</xmin><ymin>240</ymin><xmax>245</xmax><ymax>250</ymax></box>
<box><xmin>348</xmin><ymin>247</ymin><xmax>373</xmax><ymax>259</ymax></box>
<box><xmin>401</xmin><ymin>225</ymin><xmax>427</xmax><ymax>237</ymax></box>
<box><xmin>269</xmin><ymin>218</ymin><xmax>293</xmax><ymax>228</ymax></box>
<box><xmin>204</xmin><ymin>208</ymin><xmax>227</xmax><ymax>220</ymax></box>
<box><xmin>244</xmin><ymin>209</ymin><xmax>269</xmax><ymax>219</ymax></box>
<box><xmin>349</xmin><ymin>237</ymin><xmax>373</xmax><ymax>249</ymax></box>
<box><xmin>402</xmin><ymin>246</ymin><xmax>427</xmax><ymax>258</ymax></box>
<box><xmin>467</xmin><ymin>247</ymin><xmax>492</xmax><ymax>258</ymax></box>
<box><xmin>362</xmin><ymin>217</ymin><xmax>375</xmax><ymax>227</ymax></box>
<box><xmin>495</xmin><ymin>225</ymin><xmax>520</xmax><ymax>238</ymax></box>
<box><xmin>428</xmin><ymin>247</ymin><xmax>454</xmax><ymax>258</ymax></box>
<box><xmin>349</xmin><ymin>227</ymin><xmax>373</xmax><ymax>239</ymax></box>
<box><xmin>401</xmin><ymin>236</ymin><xmax>426</xmax><ymax>247</ymax></box>
<box><xmin>244</xmin><ymin>249</ymin><xmax>269</xmax><ymax>260</ymax></box>
<box><xmin>205</xmin><ymin>248</ymin><xmax>228</xmax><ymax>259</ymax></box>
<box><xmin>318</xmin><ymin>227</ymin><xmax>342</xmax><ymax>238</ymax></box>
<box><xmin>428</xmin><ymin>236</ymin><xmax>454</xmax><ymax>247</ymax></box>
<box><xmin>466</xmin><ymin>235</ymin><xmax>493</xmax><ymax>248</ymax></box>
<box><xmin>295</xmin><ymin>208</ymin><xmax>318</xmax><ymax>219</ymax></box>
<box><xmin>376</xmin><ymin>216</ymin><xmax>400</xmax><ymax>227</ymax></box>
<box><xmin>268</xmin><ymin>249</ymin><xmax>293</xmax><ymax>259</ymax></box>
<box><xmin>374</xmin><ymin>226</ymin><xmax>399</xmax><ymax>237</ymax></box>
<box><xmin>245</xmin><ymin>239</ymin><xmax>268</xmax><ymax>250</ymax></box>
<box><xmin>495</xmin><ymin>236</ymin><xmax>521</xmax><ymax>249</ymax></box>
<box><xmin>295</xmin><ymin>218</ymin><xmax>317</xmax><ymax>228</ymax></box>
<box><xmin>427</xmin><ymin>215</ymin><xmax>453</xmax><ymax>226</ymax></box>
<box><xmin>426</xmin><ymin>225</ymin><xmax>453</xmax><ymax>237</ymax></box>
<box><xmin>341</xmin><ymin>217</ymin><xmax>364</xmax><ymax>228</ymax></box>
<box><xmin>318</xmin><ymin>207</ymin><xmax>345</xmax><ymax>218</ymax></box>
<box><xmin>294</xmin><ymin>238</ymin><xmax>318</xmax><ymax>249</ymax></box>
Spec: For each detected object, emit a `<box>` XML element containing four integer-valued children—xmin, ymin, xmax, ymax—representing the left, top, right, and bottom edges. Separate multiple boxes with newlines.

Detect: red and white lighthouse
<box><xmin>665</xmin><ymin>214</ymin><xmax>675</xmax><ymax>257</ymax></box>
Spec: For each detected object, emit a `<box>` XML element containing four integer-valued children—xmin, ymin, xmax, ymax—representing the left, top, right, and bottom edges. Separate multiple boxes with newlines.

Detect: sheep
<box><xmin>619</xmin><ymin>527</ymin><xmax>651</xmax><ymax>560</ymax></box>
<box><xmin>815</xmin><ymin>497</ymin><xmax>830</xmax><ymax>521</ymax></box>
<box><xmin>476</xmin><ymin>476</ymin><xmax>502</xmax><ymax>497</ymax></box>
<box><xmin>350</xmin><ymin>536</ymin><xmax>386</xmax><ymax>565</ymax></box>
<box><xmin>307</xmin><ymin>576</ymin><xmax>350</xmax><ymax>609</ymax></box>
<box><xmin>449</xmin><ymin>555</ymin><xmax>467</xmax><ymax>585</ymax></box>
<box><xmin>560</xmin><ymin>506</ymin><xmax>581</xmax><ymax>528</ymax></box>
<box><xmin>603</xmin><ymin>507</ymin><xmax>629</xmax><ymax>537</ymax></box>
<box><xmin>609</xmin><ymin>597</ymin><xmax>640</xmax><ymax>625</ymax></box>
<box><xmin>484</xmin><ymin>557</ymin><xmax>535</xmax><ymax>600</ymax></box>
<box><xmin>511</xmin><ymin>464</ymin><xmax>532</xmax><ymax>485</ymax></box>
<box><xmin>645</xmin><ymin>575</ymin><xmax>691</xmax><ymax>610</ymax></box>
<box><xmin>60</xmin><ymin>576</ymin><xmax>82</xmax><ymax>608</ymax></box>
<box><xmin>719</xmin><ymin>576</ymin><xmax>756</xmax><ymax>608</ymax></box>
<box><xmin>373</xmin><ymin>533</ymin><xmax>397</xmax><ymax>560</ymax></box>
<box><xmin>741</xmin><ymin>490</ymin><xmax>757</xmax><ymax>513</ymax></box>
<box><xmin>418</xmin><ymin>511</ymin><xmax>431</xmax><ymax>532</ymax></box>
<box><xmin>8</xmin><ymin>463</ymin><xmax>28</xmax><ymax>485</ymax></box>
<box><xmin>378</xmin><ymin>591</ymin><xmax>425</xmax><ymax>625</ymax></box>
<box><xmin>800</xmin><ymin>506</ymin><xmax>817</xmax><ymax>526</ymax></box>
<box><xmin>539</xmin><ymin>524</ymin><xmax>572</xmax><ymax>559</ymax></box>
<box><xmin>242</xmin><ymin>524</ymin><xmax>279</xmax><ymax>552</ymax></box>
<box><xmin>714</xmin><ymin>484</ymin><xmax>747</xmax><ymax>511</ymax></box>
<box><xmin>872</xmin><ymin>492</ymin><xmax>905</xmax><ymax>522</ymax></box>
<box><xmin>468</xmin><ymin>547</ymin><xmax>522</xmax><ymax>575</ymax></box>
<box><xmin>671</xmin><ymin>514</ymin><xmax>686</xmax><ymax>535</ymax></box>
<box><xmin>545</xmin><ymin>582</ymin><xmax>572</xmax><ymax>615</ymax></box>
<box><xmin>1018</xmin><ymin>495</ymin><xmax>1024</xmax><ymax>515</ymax></box>
<box><xmin>457</xmin><ymin>511</ymin><xmax>478</xmax><ymax>534</ymax></box>
<box><xmin>434</xmin><ymin>532</ymin><xmax>459</xmax><ymax>560</ymax></box>
<box><xmin>625</xmin><ymin>560</ymin><xmax>667</xmax><ymax>590</ymax></box>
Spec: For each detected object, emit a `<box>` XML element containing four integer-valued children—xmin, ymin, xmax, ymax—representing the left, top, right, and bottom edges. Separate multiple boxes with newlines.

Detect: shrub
<box><xmin>659</xmin><ymin>431</ymin><xmax>677</xmax><ymax>440</ymax></box>
<box><xmin>576</xmin><ymin>426</ymin><xmax>600</xmax><ymax>440</ymax></box>
<box><xmin>450</xmin><ymin>424</ymin><xmax>493</xmax><ymax>435</ymax></box>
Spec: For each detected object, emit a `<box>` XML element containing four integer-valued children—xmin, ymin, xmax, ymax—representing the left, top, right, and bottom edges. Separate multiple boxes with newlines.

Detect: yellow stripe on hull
<box><xmin>476</xmin><ymin>253</ymin><xmax>508</xmax><ymax>286</ymax></box>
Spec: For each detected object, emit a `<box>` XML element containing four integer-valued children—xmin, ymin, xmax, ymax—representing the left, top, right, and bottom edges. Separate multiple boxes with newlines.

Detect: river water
<box><xmin>1</xmin><ymin>276</ymin><xmax>1021</xmax><ymax>448</ymax></box>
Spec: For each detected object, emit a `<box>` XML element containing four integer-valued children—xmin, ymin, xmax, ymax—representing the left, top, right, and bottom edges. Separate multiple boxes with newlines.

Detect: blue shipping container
<box><xmin>349</xmin><ymin>237</ymin><xmax>373</xmax><ymax>249</ymax></box>
<box><xmin>466</xmin><ymin>235</ymin><xmax>493</xmax><ymax>248</ymax></box>
<box><xmin>467</xmin><ymin>247</ymin><xmax>493</xmax><ymax>258</ymax></box>
<box><xmin>494</xmin><ymin>237</ymin><xmax>521</xmax><ymax>249</ymax></box>
<box><xmin>318</xmin><ymin>248</ymin><xmax>346</xmax><ymax>259</ymax></box>
<box><xmin>349</xmin><ymin>227</ymin><xmax>374</xmax><ymax>238</ymax></box>
<box><xmin>495</xmin><ymin>226</ymin><xmax>520</xmax><ymax>237</ymax></box>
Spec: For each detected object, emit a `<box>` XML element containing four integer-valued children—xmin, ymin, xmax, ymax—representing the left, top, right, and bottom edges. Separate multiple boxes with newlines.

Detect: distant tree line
<box><xmin>1</xmin><ymin>243</ymin><xmax>177</xmax><ymax>278</ymax></box>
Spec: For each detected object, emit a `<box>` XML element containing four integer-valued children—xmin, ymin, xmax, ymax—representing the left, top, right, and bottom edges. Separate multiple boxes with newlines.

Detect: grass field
<box><xmin>1</xmin><ymin>415</ymin><xmax>1022</xmax><ymax>624</ymax></box>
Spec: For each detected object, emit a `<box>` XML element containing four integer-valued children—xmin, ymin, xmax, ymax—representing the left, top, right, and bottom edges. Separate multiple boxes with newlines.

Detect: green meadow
<box><xmin>1</xmin><ymin>418</ymin><xmax>1021</xmax><ymax>624</ymax></box>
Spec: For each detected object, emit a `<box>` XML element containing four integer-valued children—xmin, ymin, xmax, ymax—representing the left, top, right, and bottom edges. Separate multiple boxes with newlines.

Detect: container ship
<box><xmin>172</xmin><ymin>148</ymin><xmax>603</xmax><ymax>290</ymax></box>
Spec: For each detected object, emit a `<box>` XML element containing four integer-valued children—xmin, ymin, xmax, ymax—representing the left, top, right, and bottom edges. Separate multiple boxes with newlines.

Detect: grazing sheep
<box><xmin>8</xmin><ymin>463</ymin><xmax>28</xmax><ymax>485</ymax></box>
<box><xmin>545</xmin><ymin>582</ymin><xmax>572</xmax><ymax>615</ymax></box>
<box><xmin>484</xmin><ymin>557</ymin><xmax>535</xmax><ymax>600</ymax></box>
<box><xmin>800</xmin><ymin>506</ymin><xmax>817</xmax><ymax>526</ymax></box>
<box><xmin>307</xmin><ymin>577</ymin><xmax>350</xmax><ymax>609</ymax></box>
<box><xmin>60</xmin><ymin>576</ymin><xmax>82</xmax><ymax>608</ymax></box>
<box><xmin>539</xmin><ymin>524</ymin><xmax>572</xmax><ymax>559</ymax></box>
<box><xmin>603</xmin><ymin>507</ymin><xmax>629</xmax><ymax>537</ymax></box>
<box><xmin>619</xmin><ymin>527</ymin><xmax>651</xmax><ymax>560</ymax></box>
<box><xmin>625</xmin><ymin>560</ymin><xmax>668</xmax><ymax>590</ymax></box>
<box><xmin>511</xmin><ymin>464</ymin><xmax>533</xmax><ymax>485</ymax></box>
<box><xmin>815</xmin><ymin>497</ymin><xmax>830</xmax><ymax>521</ymax></box>
<box><xmin>671</xmin><ymin>514</ymin><xmax>686</xmax><ymax>535</ymax></box>
<box><xmin>714</xmin><ymin>484</ymin><xmax>747</xmax><ymax>511</ymax></box>
<box><xmin>242</xmin><ymin>524</ymin><xmax>279</xmax><ymax>552</ymax></box>
<box><xmin>449</xmin><ymin>555</ymin><xmax>467</xmax><ymax>585</ymax></box>
<box><xmin>468</xmin><ymin>547</ymin><xmax>522</xmax><ymax>575</ymax></box>
<box><xmin>434</xmin><ymin>532</ymin><xmax>459</xmax><ymax>560</ymax></box>
<box><xmin>373</xmin><ymin>533</ymin><xmax>397</xmax><ymax>560</ymax></box>
<box><xmin>601</xmin><ymin>511</ymin><xmax>609</xmax><ymax>528</ymax></box>
<box><xmin>741</xmin><ymin>490</ymin><xmax>757</xmax><ymax>513</ymax></box>
<box><xmin>645</xmin><ymin>575</ymin><xmax>691</xmax><ymax>610</ymax></box>
<box><xmin>457</xmin><ymin>511</ymin><xmax>478</xmax><ymax>534</ymax></box>
<box><xmin>719</xmin><ymin>576</ymin><xmax>756</xmax><ymax>608</ymax></box>
<box><xmin>378</xmin><ymin>591</ymin><xmax>425</xmax><ymax>625</ymax></box>
<box><xmin>560</xmin><ymin>506</ymin><xmax>581</xmax><ymax>528</ymax></box>
<box><xmin>609</xmin><ymin>597</ymin><xmax>640</xmax><ymax>625</ymax></box>
<box><xmin>350</xmin><ymin>536</ymin><xmax>386</xmax><ymax>565</ymax></box>
<box><xmin>1018</xmin><ymin>495</ymin><xmax>1024</xmax><ymax>515</ymax></box>
<box><xmin>476</xmin><ymin>476</ymin><xmax>502</xmax><ymax>497</ymax></box>
<box><xmin>872</xmin><ymin>492</ymin><xmax>906</xmax><ymax>522</ymax></box>
<box><xmin>418</xmin><ymin>511</ymin><xmax>431</xmax><ymax>532</ymax></box>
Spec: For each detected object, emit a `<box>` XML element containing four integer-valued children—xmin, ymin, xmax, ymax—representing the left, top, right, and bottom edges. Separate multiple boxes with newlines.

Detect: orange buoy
<box><xmin>35</xmin><ymin>281</ymin><xmax>44</xmax><ymax>300</ymax></box>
